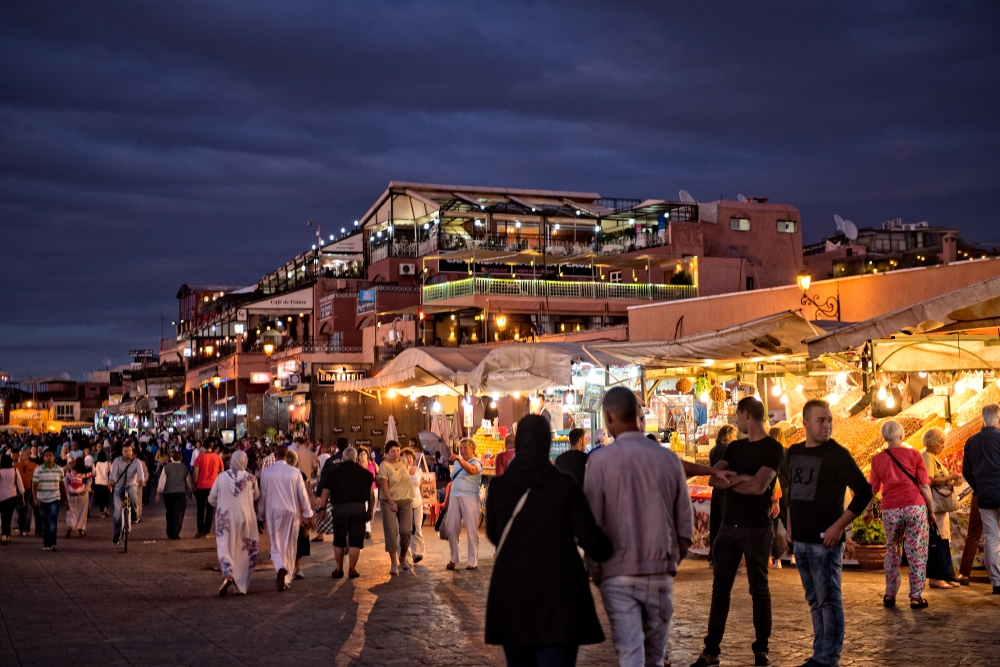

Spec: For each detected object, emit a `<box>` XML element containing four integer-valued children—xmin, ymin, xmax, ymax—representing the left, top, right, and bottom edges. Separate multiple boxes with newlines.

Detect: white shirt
<box><xmin>258</xmin><ymin>460</ymin><xmax>314</xmax><ymax>522</ymax></box>
<box><xmin>94</xmin><ymin>460</ymin><xmax>110</xmax><ymax>485</ymax></box>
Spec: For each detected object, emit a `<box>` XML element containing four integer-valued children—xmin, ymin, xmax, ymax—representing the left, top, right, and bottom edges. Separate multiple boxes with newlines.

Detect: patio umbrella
<box><xmin>451</xmin><ymin>408</ymin><xmax>464</xmax><ymax>443</ymax></box>
<box><xmin>432</xmin><ymin>413</ymin><xmax>447</xmax><ymax>439</ymax></box>
<box><xmin>385</xmin><ymin>414</ymin><xmax>398</xmax><ymax>443</ymax></box>
<box><xmin>418</xmin><ymin>431</ymin><xmax>449</xmax><ymax>461</ymax></box>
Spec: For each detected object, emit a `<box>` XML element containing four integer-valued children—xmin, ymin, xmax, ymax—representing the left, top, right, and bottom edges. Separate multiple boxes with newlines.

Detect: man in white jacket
<box><xmin>258</xmin><ymin>444</ymin><xmax>315</xmax><ymax>591</ymax></box>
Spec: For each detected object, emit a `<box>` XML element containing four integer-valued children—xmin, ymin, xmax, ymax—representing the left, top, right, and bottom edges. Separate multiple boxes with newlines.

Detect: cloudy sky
<box><xmin>2</xmin><ymin>1</ymin><xmax>998</xmax><ymax>380</ymax></box>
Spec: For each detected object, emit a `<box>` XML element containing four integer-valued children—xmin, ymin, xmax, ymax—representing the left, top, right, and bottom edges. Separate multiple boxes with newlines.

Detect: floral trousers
<box><xmin>883</xmin><ymin>504</ymin><xmax>929</xmax><ymax>599</ymax></box>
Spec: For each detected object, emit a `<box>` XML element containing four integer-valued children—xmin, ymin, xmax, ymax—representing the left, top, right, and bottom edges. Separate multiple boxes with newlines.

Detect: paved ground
<box><xmin>1</xmin><ymin>502</ymin><xmax>999</xmax><ymax>667</ymax></box>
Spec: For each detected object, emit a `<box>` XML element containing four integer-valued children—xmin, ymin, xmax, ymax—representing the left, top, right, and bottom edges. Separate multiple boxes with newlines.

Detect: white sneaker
<box><xmin>771</xmin><ymin>560</ymin><xmax>782</xmax><ymax>569</ymax></box>
<box><xmin>790</xmin><ymin>555</ymin><xmax>797</xmax><ymax>566</ymax></box>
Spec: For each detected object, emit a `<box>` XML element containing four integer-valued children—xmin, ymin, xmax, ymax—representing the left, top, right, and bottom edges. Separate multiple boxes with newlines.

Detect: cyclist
<box><xmin>110</xmin><ymin>442</ymin><xmax>146</xmax><ymax>545</ymax></box>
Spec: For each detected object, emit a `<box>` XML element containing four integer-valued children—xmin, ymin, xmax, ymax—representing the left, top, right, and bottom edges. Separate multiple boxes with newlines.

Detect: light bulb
<box><xmin>512</xmin><ymin>391</ymin><xmax>521</xmax><ymax>399</ymax></box>
<box><xmin>918</xmin><ymin>372</ymin><xmax>927</xmax><ymax>378</ymax></box>
<box><xmin>955</xmin><ymin>379</ymin><xmax>966</xmax><ymax>393</ymax></box>
<box><xmin>387</xmin><ymin>389</ymin><xmax>396</xmax><ymax>399</ymax></box>
<box><xmin>699</xmin><ymin>391</ymin><xmax>710</xmax><ymax>404</ymax></box>
<box><xmin>780</xmin><ymin>394</ymin><xmax>788</xmax><ymax>404</ymax></box>
<box><xmin>796</xmin><ymin>384</ymin><xmax>804</xmax><ymax>392</ymax></box>
<box><xmin>432</xmin><ymin>401</ymin><xmax>442</xmax><ymax>413</ymax></box>
<box><xmin>771</xmin><ymin>385</ymin><xmax>782</xmax><ymax>397</ymax></box>
<box><xmin>492</xmin><ymin>391</ymin><xmax>500</xmax><ymax>401</ymax></box>
<box><xmin>885</xmin><ymin>395</ymin><xmax>895</xmax><ymax>409</ymax></box>
<box><xmin>489</xmin><ymin>401</ymin><xmax>497</xmax><ymax>409</ymax></box>
<box><xmin>836</xmin><ymin>372</ymin><xmax>848</xmax><ymax>384</ymax></box>
<box><xmin>565</xmin><ymin>393</ymin><xmax>574</xmax><ymax>405</ymax></box>
<box><xmin>877</xmin><ymin>386</ymin><xmax>887</xmax><ymax>401</ymax></box>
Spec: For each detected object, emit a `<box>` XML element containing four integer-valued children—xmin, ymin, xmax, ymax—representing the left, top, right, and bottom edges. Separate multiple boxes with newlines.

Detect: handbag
<box><xmin>925</xmin><ymin>520</ymin><xmax>957</xmax><ymax>582</ymax></box>
<box><xmin>926</xmin><ymin>453</ymin><xmax>960</xmax><ymax>512</ymax></box>
<box><xmin>436</xmin><ymin>509</ymin><xmax>449</xmax><ymax>540</ymax></box>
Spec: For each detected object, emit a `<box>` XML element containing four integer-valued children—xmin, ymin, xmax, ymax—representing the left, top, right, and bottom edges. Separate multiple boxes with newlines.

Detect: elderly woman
<box><xmin>922</xmin><ymin>426</ymin><xmax>963</xmax><ymax>589</ymax></box>
<box><xmin>446</xmin><ymin>437</ymin><xmax>483</xmax><ymax>570</ymax></box>
<box><xmin>864</xmin><ymin>419</ymin><xmax>936</xmax><ymax>608</ymax></box>
<box><xmin>208</xmin><ymin>450</ymin><xmax>260</xmax><ymax>597</ymax></box>
<box><xmin>64</xmin><ymin>457</ymin><xmax>94</xmax><ymax>538</ymax></box>
<box><xmin>485</xmin><ymin>415</ymin><xmax>613</xmax><ymax>666</ymax></box>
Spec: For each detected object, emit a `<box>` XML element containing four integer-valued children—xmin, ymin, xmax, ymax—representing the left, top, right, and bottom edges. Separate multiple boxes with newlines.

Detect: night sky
<box><xmin>2</xmin><ymin>2</ymin><xmax>998</xmax><ymax>380</ymax></box>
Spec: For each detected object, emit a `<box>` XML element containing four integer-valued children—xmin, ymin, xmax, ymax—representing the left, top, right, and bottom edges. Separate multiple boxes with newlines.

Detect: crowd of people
<box><xmin>2</xmin><ymin>396</ymin><xmax>999</xmax><ymax>667</ymax></box>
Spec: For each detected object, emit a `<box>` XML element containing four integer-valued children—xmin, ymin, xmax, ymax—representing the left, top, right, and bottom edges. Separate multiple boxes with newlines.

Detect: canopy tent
<box><xmin>336</xmin><ymin>347</ymin><xmax>492</xmax><ymax>397</ymax></box>
<box><xmin>873</xmin><ymin>336</ymin><xmax>1000</xmax><ymax>372</ymax></box>
<box><xmin>468</xmin><ymin>342</ymin><xmax>622</xmax><ymax>395</ymax></box>
<box><xmin>590</xmin><ymin>311</ymin><xmax>822</xmax><ymax>369</ymax></box>
<box><xmin>806</xmin><ymin>275</ymin><xmax>1000</xmax><ymax>357</ymax></box>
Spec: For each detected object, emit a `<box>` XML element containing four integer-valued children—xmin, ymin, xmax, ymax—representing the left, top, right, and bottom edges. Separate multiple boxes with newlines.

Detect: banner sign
<box><xmin>582</xmin><ymin>383</ymin><xmax>605</xmax><ymax>412</ymax></box>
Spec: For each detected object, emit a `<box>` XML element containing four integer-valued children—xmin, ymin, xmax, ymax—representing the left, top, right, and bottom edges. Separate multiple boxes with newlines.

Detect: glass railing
<box><xmin>422</xmin><ymin>277</ymin><xmax>696</xmax><ymax>302</ymax></box>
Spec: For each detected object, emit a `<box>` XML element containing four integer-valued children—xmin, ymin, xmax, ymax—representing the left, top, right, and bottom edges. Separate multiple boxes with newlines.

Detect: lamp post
<box><xmin>796</xmin><ymin>270</ymin><xmax>840</xmax><ymax>321</ymax></box>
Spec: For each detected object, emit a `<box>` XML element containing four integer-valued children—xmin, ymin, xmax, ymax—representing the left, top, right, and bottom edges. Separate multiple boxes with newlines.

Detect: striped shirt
<box><xmin>32</xmin><ymin>464</ymin><xmax>64</xmax><ymax>503</ymax></box>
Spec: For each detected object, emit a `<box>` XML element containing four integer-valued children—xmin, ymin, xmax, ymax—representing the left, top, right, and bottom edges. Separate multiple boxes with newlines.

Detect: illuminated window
<box><xmin>777</xmin><ymin>220</ymin><xmax>796</xmax><ymax>233</ymax></box>
<box><xmin>730</xmin><ymin>217</ymin><xmax>750</xmax><ymax>231</ymax></box>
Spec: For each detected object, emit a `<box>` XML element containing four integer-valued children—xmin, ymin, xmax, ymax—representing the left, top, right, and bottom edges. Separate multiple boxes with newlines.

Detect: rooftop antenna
<box><xmin>83</xmin><ymin>371</ymin><xmax>94</xmax><ymax>382</ymax></box>
<box><xmin>678</xmin><ymin>190</ymin><xmax>695</xmax><ymax>203</ymax></box>
<box><xmin>843</xmin><ymin>220</ymin><xmax>858</xmax><ymax>241</ymax></box>
<box><xmin>737</xmin><ymin>193</ymin><xmax>748</xmax><ymax>203</ymax></box>
<box><xmin>60</xmin><ymin>372</ymin><xmax>71</xmax><ymax>381</ymax></box>
<box><xmin>307</xmin><ymin>220</ymin><xmax>322</xmax><ymax>249</ymax></box>
<box><xmin>834</xmin><ymin>214</ymin><xmax>845</xmax><ymax>232</ymax></box>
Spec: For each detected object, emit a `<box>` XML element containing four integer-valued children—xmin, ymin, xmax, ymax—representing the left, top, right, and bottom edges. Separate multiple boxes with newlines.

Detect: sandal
<box><xmin>348</xmin><ymin>569</ymin><xmax>360</xmax><ymax>578</ymax></box>
<box><xmin>331</xmin><ymin>569</ymin><xmax>344</xmax><ymax>579</ymax></box>
<box><xmin>909</xmin><ymin>595</ymin><xmax>929</xmax><ymax>608</ymax></box>
<box><xmin>219</xmin><ymin>577</ymin><xmax>234</xmax><ymax>598</ymax></box>
<box><xmin>882</xmin><ymin>595</ymin><xmax>896</xmax><ymax>607</ymax></box>
<box><xmin>389</xmin><ymin>565</ymin><xmax>398</xmax><ymax>575</ymax></box>
<box><xmin>446</xmin><ymin>562</ymin><xmax>456</xmax><ymax>570</ymax></box>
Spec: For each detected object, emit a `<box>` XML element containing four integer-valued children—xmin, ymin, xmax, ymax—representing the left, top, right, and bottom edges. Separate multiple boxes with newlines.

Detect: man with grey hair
<box><xmin>585</xmin><ymin>386</ymin><xmax>692</xmax><ymax>667</ymax></box>
<box><xmin>318</xmin><ymin>446</ymin><xmax>375</xmax><ymax>578</ymax></box>
<box><xmin>963</xmin><ymin>403</ymin><xmax>1000</xmax><ymax>594</ymax></box>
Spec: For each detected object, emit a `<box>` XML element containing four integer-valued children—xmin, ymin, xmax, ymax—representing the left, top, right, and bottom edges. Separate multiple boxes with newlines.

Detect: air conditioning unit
<box><xmin>399</xmin><ymin>263</ymin><xmax>416</xmax><ymax>276</ymax></box>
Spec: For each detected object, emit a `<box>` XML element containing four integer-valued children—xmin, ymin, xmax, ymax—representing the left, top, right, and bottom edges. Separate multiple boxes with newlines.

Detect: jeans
<box><xmin>979</xmin><ymin>507</ymin><xmax>1000</xmax><ymax>586</ymax></box>
<box><xmin>705</xmin><ymin>525</ymin><xmax>772</xmax><ymax>656</ymax></box>
<box><xmin>17</xmin><ymin>489</ymin><xmax>33</xmax><ymax>534</ymax></box>
<box><xmin>113</xmin><ymin>485</ymin><xmax>140</xmax><ymax>541</ymax></box>
<box><xmin>794</xmin><ymin>541</ymin><xmax>845</xmax><ymax>667</ymax></box>
<box><xmin>599</xmin><ymin>574</ymin><xmax>674</xmax><ymax>667</ymax></box>
<box><xmin>163</xmin><ymin>492</ymin><xmax>187</xmax><ymax>539</ymax></box>
<box><xmin>502</xmin><ymin>644</ymin><xmax>578</xmax><ymax>667</ymax></box>
<box><xmin>38</xmin><ymin>500</ymin><xmax>60</xmax><ymax>548</ymax></box>
<box><xmin>195</xmin><ymin>488</ymin><xmax>215</xmax><ymax>534</ymax></box>
<box><xmin>0</xmin><ymin>497</ymin><xmax>17</xmax><ymax>537</ymax></box>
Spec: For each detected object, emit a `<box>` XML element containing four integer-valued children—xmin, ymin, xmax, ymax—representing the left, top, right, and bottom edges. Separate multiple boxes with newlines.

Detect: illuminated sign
<box><xmin>315</xmin><ymin>368</ymin><xmax>367</xmax><ymax>386</ymax></box>
<box><xmin>250</xmin><ymin>372</ymin><xmax>271</xmax><ymax>384</ymax></box>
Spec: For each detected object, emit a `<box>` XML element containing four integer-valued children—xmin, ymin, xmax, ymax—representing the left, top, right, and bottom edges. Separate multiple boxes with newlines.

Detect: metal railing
<box><xmin>285</xmin><ymin>342</ymin><xmax>362</xmax><ymax>354</ymax></box>
<box><xmin>422</xmin><ymin>278</ymin><xmax>696</xmax><ymax>302</ymax></box>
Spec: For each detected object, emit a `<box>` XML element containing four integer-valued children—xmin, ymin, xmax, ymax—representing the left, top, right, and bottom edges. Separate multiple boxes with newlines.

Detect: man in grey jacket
<box><xmin>585</xmin><ymin>387</ymin><xmax>694</xmax><ymax>667</ymax></box>
<box><xmin>963</xmin><ymin>402</ymin><xmax>1000</xmax><ymax>593</ymax></box>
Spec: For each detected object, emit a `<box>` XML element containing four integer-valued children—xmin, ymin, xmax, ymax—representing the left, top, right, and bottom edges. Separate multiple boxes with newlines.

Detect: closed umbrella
<box><xmin>451</xmin><ymin>408</ymin><xmax>464</xmax><ymax>443</ymax></box>
<box><xmin>385</xmin><ymin>414</ymin><xmax>398</xmax><ymax>443</ymax></box>
<box><xmin>432</xmin><ymin>413</ymin><xmax>447</xmax><ymax>439</ymax></box>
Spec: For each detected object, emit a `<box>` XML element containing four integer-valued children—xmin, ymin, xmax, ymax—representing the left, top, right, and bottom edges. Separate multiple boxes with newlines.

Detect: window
<box><xmin>730</xmin><ymin>217</ymin><xmax>750</xmax><ymax>231</ymax></box>
<box><xmin>330</xmin><ymin>331</ymin><xmax>343</xmax><ymax>351</ymax></box>
<box><xmin>609</xmin><ymin>271</ymin><xmax>622</xmax><ymax>283</ymax></box>
<box><xmin>777</xmin><ymin>220</ymin><xmax>796</xmax><ymax>233</ymax></box>
<box><xmin>56</xmin><ymin>404</ymin><xmax>74</xmax><ymax>418</ymax></box>
<box><xmin>746</xmin><ymin>276</ymin><xmax>755</xmax><ymax>291</ymax></box>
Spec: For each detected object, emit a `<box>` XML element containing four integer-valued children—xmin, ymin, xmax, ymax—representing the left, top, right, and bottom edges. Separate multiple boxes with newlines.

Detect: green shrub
<box><xmin>669</xmin><ymin>270</ymin><xmax>694</xmax><ymax>286</ymax></box>
<box><xmin>851</xmin><ymin>516</ymin><xmax>886</xmax><ymax>545</ymax></box>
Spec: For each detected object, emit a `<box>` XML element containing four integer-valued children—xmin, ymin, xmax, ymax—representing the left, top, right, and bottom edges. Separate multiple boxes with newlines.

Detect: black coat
<box><xmin>484</xmin><ymin>454</ymin><xmax>612</xmax><ymax>646</ymax></box>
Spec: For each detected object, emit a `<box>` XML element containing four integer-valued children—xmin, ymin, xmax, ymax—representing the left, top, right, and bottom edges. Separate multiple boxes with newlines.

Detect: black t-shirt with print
<box><xmin>721</xmin><ymin>436</ymin><xmax>786</xmax><ymax>527</ymax></box>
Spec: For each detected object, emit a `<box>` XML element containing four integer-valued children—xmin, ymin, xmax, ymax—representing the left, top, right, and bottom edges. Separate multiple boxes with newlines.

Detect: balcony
<box><xmin>422</xmin><ymin>277</ymin><xmax>696</xmax><ymax>303</ymax></box>
<box><xmin>284</xmin><ymin>341</ymin><xmax>363</xmax><ymax>354</ymax></box>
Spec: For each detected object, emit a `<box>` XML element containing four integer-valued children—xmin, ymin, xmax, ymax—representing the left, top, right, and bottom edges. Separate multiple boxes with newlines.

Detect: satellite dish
<box><xmin>103</xmin><ymin>357</ymin><xmax>112</xmax><ymax>369</ymax></box>
<box><xmin>60</xmin><ymin>372</ymin><xmax>71</xmax><ymax>380</ymax></box>
<box><xmin>737</xmin><ymin>194</ymin><xmax>748</xmax><ymax>203</ymax></box>
<box><xmin>678</xmin><ymin>190</ymin><xmax>695</xmax><ymax>203</ymax></box>
<box><xmin>83</xmin><ymin>372</ymin><xmax>94</xmax><ymax>382</ymax></box>
<box><xmin>843</xmin><ymin>220</ymin><xmax>858</xmax><ymax>241</ymax></box>
<box><xmin>834</xmin><ymin>214</ymin><xmax>845</xmax><ymax>231</ymax></box>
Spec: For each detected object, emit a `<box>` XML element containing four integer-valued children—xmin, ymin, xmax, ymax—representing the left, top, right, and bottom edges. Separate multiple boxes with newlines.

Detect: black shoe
<box><xmin>277</xmin><ymin>568</ymin><xmax>288</xmax><ymax>591</ymax></box>
<box><xmin>754</xmin><ymin>652</ymin><xmax>771</xmax><ymax>666</ymax></box>
<box><xmin>993</xmin><ymin>585</ymin><xmax>1000</xmax><ymax>594</ymax></box>
<box><xmin>795</xmin><ymin>660</ymin><xmax>831</xmax><ymax>667</ymax></box>
<box><xmin>113</xmin><ymin>536</ymin><xmax>120</xmax><ymax>546</ymax></box>
<box><xmin>413</xmin><ymin>555</ymin><xmax>423</xmax><ymax>564</ymax></box>
<box><xmin>690</xmin><ymin>654</ymin><xmax>719</xmax><ymax>667</ymax></box>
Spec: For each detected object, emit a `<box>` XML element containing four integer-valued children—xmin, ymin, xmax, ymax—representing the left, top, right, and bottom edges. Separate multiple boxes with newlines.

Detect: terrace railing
<box><xmin>422</xmin><ymin>277</ymin><xmax>696</xmax><ymax>303</ymax></box>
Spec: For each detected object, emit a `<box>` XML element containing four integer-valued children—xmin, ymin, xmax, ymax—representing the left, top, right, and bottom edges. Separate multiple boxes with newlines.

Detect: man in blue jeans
<box><xmin>31</xmin><ymin>449</ymin><xmax>66</xmax><ymax>551</ymax></box>
<box><xmin>787</xmin><ymin>400</ymin><xmax>872</xmax><ymax>667</ymax></box>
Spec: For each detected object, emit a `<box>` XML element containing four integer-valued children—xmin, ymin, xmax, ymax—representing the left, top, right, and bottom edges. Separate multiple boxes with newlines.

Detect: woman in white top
<box><xmin>92</xmin><ymin>451</ymin><xmax>111</xmax><ymax>517</ymax></box>
<box><xmin>402</xmin><ymin>448</ymin><xmax>425</xmax><ymax>564</ymax></box>
<box><xmin>0</xmin><ymin>454</ymin><xmax>26</xmax><ymax>545</ymax></box>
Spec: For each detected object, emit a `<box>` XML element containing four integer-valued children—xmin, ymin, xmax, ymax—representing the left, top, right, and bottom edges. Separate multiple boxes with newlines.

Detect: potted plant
<box><xmin>850</xmin><ymin>515</ymin><xmax>887</xmax><ymax>572</ymax></box>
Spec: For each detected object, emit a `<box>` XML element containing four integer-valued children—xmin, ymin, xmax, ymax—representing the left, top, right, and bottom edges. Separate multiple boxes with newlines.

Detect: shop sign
<box><xmin>351</xmin><ymin>425</ymin><xmax>361</xmax><ymax>432</ymax></box>
<box><xmin>319</xmin><ymin>302</ymin><xmax>332</xmax><ymax>320</ymax></box>
<box><xmin>246</xmin><ymin>287</ymin><xmax>313</xmax><ymax>312</ymax></box>
<box><xmin>129</xmin><ymin>349</ymin><xmax>155</xmax><ymax>359</ymax></box>
<box><xmin>357</xmin><ymin>289</ymin><xmax>376</xmax><ymax>315</ymax></box>
<box><xmin>362</xmin><ymin>414</ymin><xmax>375</xmax><ymax>420</ymax></box>
<box><xmin>234</xmin><ymin>404</ymin><xmax>247</xmax><ymax>416</ymax></box>
<box><xmin>315</xmin><ymin>368</ymin><xmax>367</xmax><ymax>386</ymax></box>
<box><xmin>371</xmin><ymin>429</ymin><xmax>384</xmax><ymax>436</ymax></box>
<box><xmin>237</xmin><ymin>308</ymin><xmax>248</xmax><ymax>321</ymax></box>
<box><xmin>354</xmin><ymin>439</ymin><xmax>372</xmax><ymax>446</ymax></box>
<box><xmin>398</xmin><ymin>433</ymin><xmax>407</xmax><ymax>439</ymax></box>
<box><xmin>289</xmin><ymin>373</ymin><xmax>301</xmax><ymax>385</ymax></box>
<box><xmin>582</xmin><ymin>383</ymin><xmax>605</xmax><ymax>412</ymax></box>
<box><xmin>250</xmin><ymin>372</ymin><xmax>271</xmax><ymax>384</ymax></box>
<box><xmin>332</xmin><ymin>427</ymin><xmax>344</xmax><ymax>433</ymax></box>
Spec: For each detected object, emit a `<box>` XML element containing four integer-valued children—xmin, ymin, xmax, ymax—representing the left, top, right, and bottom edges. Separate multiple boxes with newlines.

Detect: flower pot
<box><xmin>854</xmin><ymin>544</ymin><xmax>887</xmax><ymax>572</ymax></box>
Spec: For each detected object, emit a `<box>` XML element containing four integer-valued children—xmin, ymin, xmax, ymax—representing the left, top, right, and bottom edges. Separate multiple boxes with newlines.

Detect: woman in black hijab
<box><xmin>485</xmin><ymin>415</ymin><xmax>612</xmax><ymax>667</ymax></box>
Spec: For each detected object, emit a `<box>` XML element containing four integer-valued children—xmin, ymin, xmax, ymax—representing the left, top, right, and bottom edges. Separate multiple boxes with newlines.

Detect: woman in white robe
<box><xmin>209</xmin><ymin>451</ymin><xmax>260</xmax><ymax>596</ymax></box>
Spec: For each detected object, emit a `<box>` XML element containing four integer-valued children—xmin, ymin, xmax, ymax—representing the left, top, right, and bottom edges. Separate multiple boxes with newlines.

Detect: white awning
<box><xmin>591</xmin><ymin>311</ymin><xmax>821</xmax><ymax>368</ymax></box>
<box><xmin>337</xmin><ymin>347</ymin><xmax>491</xmax><ymax>397</ymax></box>
<box><xmin>806</xmin><ymin>275</ymin><xmax>1000</xmax><ymax>356</ymax></box>
<box><xmin>468</xmin><ymin>342</ymin><xmax>622</xmax><ymax>395</ymax></box>
<box><xmin>873</xmin><ymin>336</ymin><xmax>1000</xmax><ymax>372</ymax></box>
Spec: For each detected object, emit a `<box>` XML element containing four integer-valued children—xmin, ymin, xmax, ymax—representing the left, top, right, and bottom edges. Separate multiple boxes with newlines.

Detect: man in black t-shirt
<box><xmin>692</xmin><ymin>397</ymin><xmax>784</xmax><ymax>667</ymax></box>
<box><xmin>317</xmin><ymin>447</ymin><xmax>375</xmax><ymax>579</ymax></box>
<box><xmin>554</xmin><ymin>428</ymin><xmax>588</xmax><ymax>487</ymax></box>
<box><xmin>786</xmin><ymin>400</ymin><xmax>871</xmax><ymax>667</ymax></box>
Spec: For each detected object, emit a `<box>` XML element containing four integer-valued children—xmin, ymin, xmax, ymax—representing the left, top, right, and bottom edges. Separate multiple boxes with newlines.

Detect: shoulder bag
<box><xmin>493</xmin><ymin>489</ymin><xmax>530</xmax><ymax>559</ymax></box>
<box><xmin>925</xmin><ymin>453</ymin><xmax>960</xmax><ymax>512</ymax></box>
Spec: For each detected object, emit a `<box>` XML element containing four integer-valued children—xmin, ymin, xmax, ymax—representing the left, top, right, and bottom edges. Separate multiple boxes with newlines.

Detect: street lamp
<box><xmin>495</xmin><ymin>313</ymin><xmax>507</xmax><ymax>330</ymax></box>
<box><xmin>212</xmin><ymin>375</ymin><xmax>221</xmax><ymax>388</ymax></box>
<box><xmin>273</xmin><ymin>378</ymin><xmax>281</xmax><ymax>390</ymax></box>
<box><xmin>167</xmin><ymin>388</ymin><xmax>175</xmax><ymax>399</ymax></box>
<box><xmin>263</xmin><ymin>342</ymin><xmax>275</xmax><ymax>356</ymax></box>
<box><xmin>796</xmin><ymin>270</ymin><xmax>840</xmax><ymax>321</ymax></box>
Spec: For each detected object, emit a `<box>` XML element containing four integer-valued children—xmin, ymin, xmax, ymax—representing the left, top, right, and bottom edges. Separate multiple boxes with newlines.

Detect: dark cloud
<box><xmin>1</xmin><ymin>1</ymin><xmax>998</xmax><ymax>379</ymax></box>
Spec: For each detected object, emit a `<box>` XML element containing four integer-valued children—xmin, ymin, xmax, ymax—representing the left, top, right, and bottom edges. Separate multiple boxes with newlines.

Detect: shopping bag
<box><xmin>925</xmin><ymin>522</ymin><xmax>956</xmax><ymax>582</ymax></box>
<box><xmin>419</xmin><ymin>455</ymin><xmax>437</xmax><ymax>503</ymax></box>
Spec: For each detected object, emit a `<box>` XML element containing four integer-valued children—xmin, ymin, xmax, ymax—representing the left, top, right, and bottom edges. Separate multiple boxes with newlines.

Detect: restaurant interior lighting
<box><xmin>492</xmin><ymin>391</ymin><xmax>500</xmax><ymax>401</ymax></box>
<box><xmin>836</xmin><ymin>372</ymin><xmax>848</xmax><ymax>384</ymax></box>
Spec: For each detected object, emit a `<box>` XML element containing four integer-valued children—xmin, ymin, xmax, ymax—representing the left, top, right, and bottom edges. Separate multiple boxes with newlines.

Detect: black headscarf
<box><xmin>0</xmin><ymin>454</ymin><xmax>11</xmax><ymax>469</ymax></box>
<box><xmin>503</xmin><ymin>415</ymin><xmax>559</xmax><ymax>489</ymax></box>
<box><xmin>74</xmin><ymin>457</ymin><xmax>87</xmax><ymax>473</ymax></box>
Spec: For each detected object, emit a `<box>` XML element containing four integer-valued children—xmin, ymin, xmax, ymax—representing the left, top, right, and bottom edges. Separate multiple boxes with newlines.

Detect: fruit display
<box><xmin>830</xmin><ymin>389</ymin><xmax>865</xmax><ymax>420</ymax></box>
<box><xmin>710</xmin><ymin>384</ymin><xmax>728</xmax><ymax>403</ymax></box>
<box><xmin>833</xmin><ymin>413</ymin><xmax>927</xmax><ymax>468</ymax></box>
<box><xmin>675</xmin><ymin>377</ymin><xmax>693</xmax><ymax>394</ymax></box>
<box><xmin>905</xmin><ymin>416</ymin><xmax>946</xmax><ymax>449</ymax></box>
<box><xmin>898</xmin><ymin>395</ymin><xmax>947</xmax><ymax>421</ymax></box>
